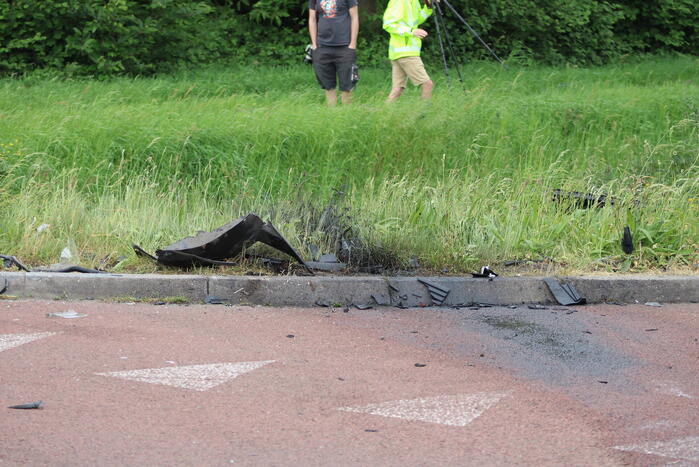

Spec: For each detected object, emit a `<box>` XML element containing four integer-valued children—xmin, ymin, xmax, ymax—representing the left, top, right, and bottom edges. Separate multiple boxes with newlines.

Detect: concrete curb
<box><xmin>1</xmin><ymin>272</ymin><xmax>697</xmax><ymax>307</ymax></box>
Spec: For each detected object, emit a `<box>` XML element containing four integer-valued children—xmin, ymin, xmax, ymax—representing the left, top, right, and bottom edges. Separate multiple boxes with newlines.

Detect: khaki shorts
<box><xmin>391</xmin><ymin>56</ymin><xmax>431</xmax><ymax>88</ymax></box>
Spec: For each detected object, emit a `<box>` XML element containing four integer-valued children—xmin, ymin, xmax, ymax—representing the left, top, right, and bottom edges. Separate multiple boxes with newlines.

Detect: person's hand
<box><xmin>348</xmin><ymin>44</ymin><xmax>356</xmax><ymax>50</ymax></box>
<box><xmin>412</xmin><ymin>29</ymin><xmax>428</xmax><ymax>38</ymax></box>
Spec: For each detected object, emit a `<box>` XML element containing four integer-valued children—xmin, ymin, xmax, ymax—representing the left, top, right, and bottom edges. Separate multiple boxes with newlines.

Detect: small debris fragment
<box><xmin>153</xmin><ymin>301</ymin><xmax>166</xmax><ymax>306</ymax></box>
<box><xmin>47</xmin><ymin>310</ymin><xmax>86</xmax><ymax>319</ymax></box>
<box><xmin>552</xmin><ymin>189</ymin><xmax>616</xmax><ymax>209</ymax></box>
<box><xmin>644</xmin><ymin>328</ymin><xmax>659</xmax><ymax>332</ymax></box>
<box><xmin>365</xmin><ymin>429</ymin><xmax>379</xmax><ymax>433</ymax></box>
<box><xmin>414</xmin><ymin>363</ymin><xmax>427</xmax><ymax>367</ymax></box>
<box><xmin>417</xmin><ymin>278</ymin><xmax>450</xmax><ymax>306</ymax></box>
<box><xmin>205</xmin><ymin>295</ymin><xmax>228</xmax><ymax>305</ymax></box>
<box><xmin>598</xmin><ymin>380</ymin><xmax>608</xmax><ymax>384</ymax></box>
<box><xmin>353</xmin><ymin>303</ymin><xmax>373</xmax><ymax>310</ymax></box>
<box><xmin>621</xmin><ymin>226</ymin><xmax>634</xmax><ymax>254</ymax></box>
<box><xmin>371</xmin><ymin>293</ymin><xmax>391</xmax><ymax>306</ymax></box>
<box><xmin>286</xmin><ymin>334</ymin><xmax>295</xmax><ymax>338</ymax></box>
<box><xmin>36</xmin><ymin>223</ymin><xmax>50</xmax><ymax>233</ymax></box>
<box><xmin>583</xmin><ymin>330</ymin><xmax>592</xmax><ymax>334</ymax></box>
<box><xmin>528</xmin><ymin>305</ymin><xmax>548</xmax><ymax>310</ymax></box>
<box><xmin>319</xmin><ymin>253</ymin><xmax>339</xmax><ymax>263</ymax></box>
<box><xmin>544</xmin><ymin>278</ymin><xmax>586</xmax><ymax>306</ymax></box>
<box><xmin>8</xmin><ymin>401</ymin><xmax>42</xmax><ymax>410</ymax></box>
<box><xmin>645</xmin><ymin>302</ymin><xmax>663</xmax><ymax>307</ymax></box>
<box><xmin>0</xmin><ymin>255</ymin><xmax>30</xmax><ymax>272</ymax></box>
<box><xmin>471</xmin><ymin>266</ymin><xmax>498</xmax><ymax>279</ymax></box>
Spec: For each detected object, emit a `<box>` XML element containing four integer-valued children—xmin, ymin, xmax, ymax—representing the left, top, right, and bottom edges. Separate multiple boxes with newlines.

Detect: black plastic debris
<box><xmin>134</xmin><ymin>214</ymin><xmax>310</xmax><ymax>273</ymax></box>
<box><xmin>36</xmin><ymin>264</ymin><xmax>107</xmax><ymax>274</ymax></box>
<box><xmin>1</xmin><ymin>254</ymin><xmax>106</xmax><ymax>274</ymax></box>
<box><xmin>417</xmin><ymin>278</ymin><xmax>450</xmax><ymax>306</ymax></box>
<box><xmin>204</xmin><ymin>295</ymin><xmax>229</xmax><ymax>305</ymax></box>
<box><xmin>472</xmin><ymin>266</ymin><xmax>498</xmax><ymax>279</ymax></box>
<box><xmin>552</xmin><ymin>189</ymin><xmax>616</xmax><ymax>209</ymax></box>
<box><xmin>306</xmin><ymin>262</ymin><xmax>346</xmax><ymax>272</ymax></box>
<box><xmin>353</xmin><ymin>303</ymin><xmax>373</xmax><ymax>310</ymax></box>
<box><xmin>0</xmin><ymin>276</ymin><xmax>7</xmax><ymax>295</ymax></box>
<box><xmin>0</xmin><ymin>255</ymin><xmax>30</xmax><ymax>272</ymax></box>
<box><xmin>414</xmin><ymin>363</ymin><xmax>427</xmax><ymax>367</ymax></box>
<box><xmin>8</xmin><ymin>401</ymin><xmax>42</xmax><ymax>410</ymax></box>
<box><xmin>544</xmin><ymin>278</ymin><xmax>586</xmax><ymax>306</ymax></box>
<box><xmin>504</xmin><ymin>259</ymin><xmax>545</xmax><ymax>267</ymax></box>
<box><xmin>621</xmin><ymin>227</ymin><xmax>634</xmax><ymax>254</ymax></box>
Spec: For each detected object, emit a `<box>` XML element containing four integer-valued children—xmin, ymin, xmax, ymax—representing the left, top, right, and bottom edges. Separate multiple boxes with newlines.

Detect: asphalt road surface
<box><xmin>1</xmin><ymin>300</ymin><xmax>698</xmax><ymax>466</ymax></box>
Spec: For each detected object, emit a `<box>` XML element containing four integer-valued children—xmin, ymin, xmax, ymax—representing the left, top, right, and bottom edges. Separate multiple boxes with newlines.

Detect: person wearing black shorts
<box><xmin>308</xmin><ymin>0</ymin><xmax>359</xmax><ymax>106</ymax></box>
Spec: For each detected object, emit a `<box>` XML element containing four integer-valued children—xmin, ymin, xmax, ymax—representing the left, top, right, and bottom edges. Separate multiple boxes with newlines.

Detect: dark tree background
<box><xmin>0</xmin><ymin>0</ymin><xmax>696</xmax><ymax>75</ymax></box>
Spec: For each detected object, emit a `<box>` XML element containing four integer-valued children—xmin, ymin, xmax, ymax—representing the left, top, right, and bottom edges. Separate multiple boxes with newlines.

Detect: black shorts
<box><xmin>312</xmin><ymin>46</ymin><xmax>356</xmax><ymax>92</ymax></box>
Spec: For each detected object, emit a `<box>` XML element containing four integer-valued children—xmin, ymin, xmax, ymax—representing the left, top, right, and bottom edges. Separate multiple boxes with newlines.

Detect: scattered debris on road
<box><xmin>645</xmin><ymin>302</ymin><xmax>663</xmax><ymax>307</ymax></box>
<box><xmin>414</xmin><ymin>363</ymin><xmax>427</xmax><ymax>367</ymax></box>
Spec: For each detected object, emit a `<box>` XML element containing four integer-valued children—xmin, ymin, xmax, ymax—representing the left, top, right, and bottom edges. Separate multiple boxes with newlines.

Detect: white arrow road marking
<box><xmin>96</xmin><ymin>361</ymin><xmax>275</xmax><ymax>391</ymax></box>
<box><xmin>0</xmin><ymin>332</ymin><xmax>55</xmax><ymax>353</ymax></box>
<box><xmin>338</xmin><ymin>392</ymin><xmax>508</xmax><ymax>427</ymax></box>
<box><xmin>614</xmin><ymin>436</ymin><xmax>699</xmax><ymax>462</ymax></box>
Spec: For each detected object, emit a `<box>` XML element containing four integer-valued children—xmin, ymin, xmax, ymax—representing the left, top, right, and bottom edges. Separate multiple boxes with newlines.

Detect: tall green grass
<box><xmin>0</xmin><ymin>56</ymin><xmax>697</xmax><ymax>273</ymax></box>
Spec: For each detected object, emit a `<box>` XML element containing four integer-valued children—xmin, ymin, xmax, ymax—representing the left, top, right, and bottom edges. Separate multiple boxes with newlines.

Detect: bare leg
<box><xmin>386</xmin><ymin>86</ymin><xmax>405</xmax><ymax>103</ymax></box>
<box><xmin>325</xmin><ymin>89</ymin><xmax>337</xmax><ymax>106</ymax></box>
<box><xmin>341</xmin><ymin>91</ymin><xmax>352</xmax><ymax>105</ymax></box>
<box><xmin>420</xmin><ymin>80</ymin><xmax>434</xmax><ymax>99</ymax></box>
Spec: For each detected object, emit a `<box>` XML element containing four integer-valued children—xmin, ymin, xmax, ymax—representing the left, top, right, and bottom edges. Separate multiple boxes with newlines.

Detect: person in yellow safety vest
<box><xmin>383</xmin><ymin>0</ymin><xmax>437</xmax><ymax>102</ymax></box>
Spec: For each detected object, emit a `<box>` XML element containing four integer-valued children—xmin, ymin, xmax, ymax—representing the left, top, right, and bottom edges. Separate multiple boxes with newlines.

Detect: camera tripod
<box><xmin>430</xmin><ymin>0</ymin><xmax>504</xmax><ymax>86</ymax></box>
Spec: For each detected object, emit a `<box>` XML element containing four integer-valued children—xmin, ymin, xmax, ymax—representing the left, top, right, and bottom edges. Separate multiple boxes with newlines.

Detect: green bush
<box><xmin>0</xmin><ymin>0</ymin><xmax>696</xmax><ymax>76</ymax></box>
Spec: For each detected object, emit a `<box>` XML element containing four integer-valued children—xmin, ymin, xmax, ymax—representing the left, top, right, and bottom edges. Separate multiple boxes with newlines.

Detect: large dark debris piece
<box><xmin>134</xmin><ymin>214</ymin><xmax>311</xmax><ymax>273</ymax></box>
<box><xmin>544</xmin><ymin>278</ymin><xmax>586</xmax><ymax>306</ymax></box>
<box><xmin>417</xmin><ymin>278</ymin><xmax>450</xmax><ymax>306</ymax></box>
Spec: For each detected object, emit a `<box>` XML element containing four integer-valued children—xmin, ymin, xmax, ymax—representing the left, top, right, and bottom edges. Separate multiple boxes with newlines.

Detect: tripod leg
<box><xmin>441</xmin><ymin>0</ymin><xmax>505</xmax><ymax>65</ymax></box>
<box><xmin>432</xmin><ymin>3</ymin><xmax>451</xmax><ymax>85</ymax></box>
<box><xmin>436</xmin><ymin>2</ymin><xmax>465</xmax><ymax>87</ymax></box>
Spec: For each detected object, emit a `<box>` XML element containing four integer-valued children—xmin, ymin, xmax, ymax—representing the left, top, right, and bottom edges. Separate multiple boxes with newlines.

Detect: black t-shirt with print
<box><xmin>309</xmin><ymin>0</ymin><xmax>358</xmax><ymax>47</ymax></box>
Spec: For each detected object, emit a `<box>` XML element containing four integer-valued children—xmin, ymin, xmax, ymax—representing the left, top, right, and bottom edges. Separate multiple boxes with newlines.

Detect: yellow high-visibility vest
<box><xmin>383</xmin><ymin>0</ymin><xmax>433</xmax><ymax>60</ymax></box>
